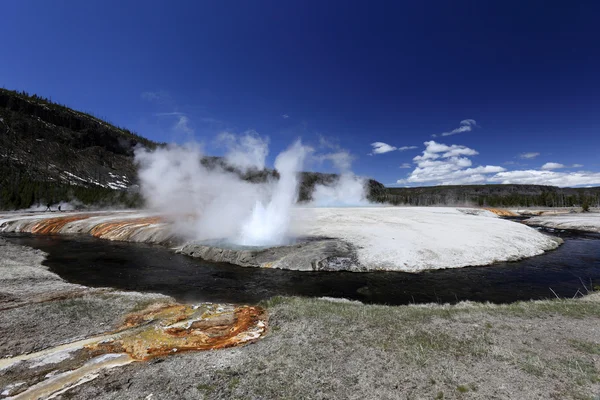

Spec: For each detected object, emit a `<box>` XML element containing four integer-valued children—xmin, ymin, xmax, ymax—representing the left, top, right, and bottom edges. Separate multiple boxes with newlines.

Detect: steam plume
<box><xmin>135</xmin><ymin>135</ymin><xmax>311</xmax><ymax>246</ymax></box>
<box><xmin>135</xmin><ymin>132</ymin><xmax>371</xmax><ymax>246</ymax></box>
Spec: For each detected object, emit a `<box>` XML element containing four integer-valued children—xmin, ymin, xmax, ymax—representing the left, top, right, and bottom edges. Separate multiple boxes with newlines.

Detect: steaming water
<box><xmin>237</xmin><ymin>140</ymin><xmax>308</xmax><ymax>246</ymax></box>
<box><xmin>135</xmin><ymin>136</ymin><xmax>370</xmax><ymax>248</ymax></box>
<box><xmin>4</xmin><ymin>227</ymin><xmax>599</xmax><ymax>305</ymax></box>
<box><xmin>311</xmin><ymin>174</ymin><xmax>369</xmax><ymax>207</ymax></box>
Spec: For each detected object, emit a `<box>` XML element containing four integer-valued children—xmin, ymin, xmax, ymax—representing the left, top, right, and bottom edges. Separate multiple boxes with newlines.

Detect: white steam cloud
<box><xmin>311</xmin><ymin>174</ymin><xmax>368</xmax><ymax>207</ymax></box>
<box><xmin>239</xmin><ymin>140</ymin><xmax>309</xmax><ymax>246</ymax></box>
<box><xmin>135</xmin><ymin>142</ymin><xmax>264</xmax><ymax>242</ymax></box>
<box><xmin>135</xmin><ymin>133</ymin><xmax>368</xmax><ymax>247</ymax></box>
<box><xmin>216</xmin><ymin>131</ymin><xmax>269</xmax><ymax>171</ymax></box>
<box><xmin>311</xmin><ymin>145</ymin><xmax>369</xmax><ymax>207</ymax></box>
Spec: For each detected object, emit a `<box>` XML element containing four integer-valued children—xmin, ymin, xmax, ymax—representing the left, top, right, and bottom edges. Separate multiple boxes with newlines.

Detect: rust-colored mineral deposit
<box><xmin>30</xmin><ymin>214</ymin><xmax>94</xmax><ymax>234</ymax></box>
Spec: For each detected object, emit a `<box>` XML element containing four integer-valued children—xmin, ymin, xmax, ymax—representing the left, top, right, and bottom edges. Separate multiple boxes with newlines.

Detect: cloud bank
<box><xmin>398</xmin><ymin>141</ymin><xmax>600</xmax><ymax>187</ymax></box>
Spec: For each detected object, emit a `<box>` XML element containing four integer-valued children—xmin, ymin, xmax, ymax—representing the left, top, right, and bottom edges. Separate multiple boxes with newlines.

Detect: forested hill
<box><xmin>0</xmin><ymin>89</ymin><xmax>383</xmax><ymax>210</ymax></box>
<box><xmin>373</xmin><ymin>184</ymin><xmax>600</xmax><ymax>208</ymax></box>
<box><xmin>0</xmin><ymin>88</ymin><xmax>162</xmax><ymax>209</ymax></box>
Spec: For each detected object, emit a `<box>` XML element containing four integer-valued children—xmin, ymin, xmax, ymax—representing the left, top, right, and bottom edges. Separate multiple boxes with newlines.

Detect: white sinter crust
<box><xmin>525</xmin><ymin>213</ymin><xmax>600</xmax><ymax>233</ymax></box>
<box><xmin>292</xmin><ymin>207</ymin><xmax>562</xmax><ymax>272</ymax></box>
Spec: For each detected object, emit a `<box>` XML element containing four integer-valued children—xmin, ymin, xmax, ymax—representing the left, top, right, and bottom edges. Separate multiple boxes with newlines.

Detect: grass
<box><xmin>250</xmin><ymin>295</ymin><xmax>600</xmax><ymax>399</ymax></box>
<box><xmin>262</xmin><ymin>294</ymin><xmax>600</xmax><ymax>324</ymax></box>
<box><xmin>570</xmin><ymin>339</ymin><xmax>600</xmax><ymax>355</ymax></box>
<box><xmin>456</xmin><ymin>385</ymin><xmax>470</xmax><ymax>393</ymax></box>
<box><xmin>518</xmin><ymin>354</ymin><xmax>546</xmax><ymax>377</ymax></box>
<box><xmin>196</xmin><ymin>384</ymin><xmax>215</xmax><ymax>394</ymax></box>
<box><xmin>34</xmin><ymin>293</ymin><xmax>600</xmax><ymax>400</ymax></box>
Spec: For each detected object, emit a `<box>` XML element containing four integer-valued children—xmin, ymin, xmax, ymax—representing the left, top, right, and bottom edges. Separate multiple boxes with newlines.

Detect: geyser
<box><xmin>238</xmin><ymin>140</ymin><xmax>309</xmax><ymax>246</ymax></box>
<box><xmin>134</xmin><ymin>133</ymin><xmax>370</xmax><ymax>247</ymax></box>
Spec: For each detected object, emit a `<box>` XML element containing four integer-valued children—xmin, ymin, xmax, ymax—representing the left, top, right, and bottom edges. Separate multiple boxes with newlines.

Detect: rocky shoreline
<box><xmin>0</xmin><ymin>237</ymin><xmax>267</xmax><ymax>399</ymax></box>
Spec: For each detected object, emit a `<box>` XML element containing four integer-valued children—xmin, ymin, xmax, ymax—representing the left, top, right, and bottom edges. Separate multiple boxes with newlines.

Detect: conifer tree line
<box><xmin>371</xmin><ymin>185</ymin><xmax>600</xmax><ymax>209</ymax></box>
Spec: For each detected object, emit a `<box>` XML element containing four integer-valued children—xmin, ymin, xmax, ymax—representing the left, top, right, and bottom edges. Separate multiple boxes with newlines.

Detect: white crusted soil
<box><xmin>525</xmin><ymin>213</ymin><xmax>600</xmax><ymax>233</ymax></box>
<box><xmin>292</xmin><ymin>207</ymin><xmax>562</xmax><ymax>272</ymax></box>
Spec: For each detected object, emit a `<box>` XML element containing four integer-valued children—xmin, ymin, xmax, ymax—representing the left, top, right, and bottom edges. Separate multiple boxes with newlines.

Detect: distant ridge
<box><xmin>376</xmin><ymin>184</ymin><xmax>600</xmax><ymax>208</ymax></box>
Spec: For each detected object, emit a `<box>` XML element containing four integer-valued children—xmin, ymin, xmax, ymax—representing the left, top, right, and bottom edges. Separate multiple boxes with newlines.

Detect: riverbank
<box><xmin>525</xmin><ymin>213</ymin><xmax>600</xmax><ymax>233</ymax></box>
<box><xmin>0</xmin><ymin>207</ymin><xmax>562</xmax><ymax>272</ymax></box>
<box><xmin>0</xmin><ymin>238</ymin><xmax>267</xmax><ymax>399</ymax></box>
<box><xmin>1</xmin><ymin>238</ymin><xmax>599</xmax><ymax>399</ymax></box>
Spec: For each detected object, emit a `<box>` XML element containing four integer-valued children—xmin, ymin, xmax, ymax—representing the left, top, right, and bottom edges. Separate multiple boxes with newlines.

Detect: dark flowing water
<box><xmin>3</xmin><ymin>227</ymin><xmax>600</xmax><ymax>305</ymax></box>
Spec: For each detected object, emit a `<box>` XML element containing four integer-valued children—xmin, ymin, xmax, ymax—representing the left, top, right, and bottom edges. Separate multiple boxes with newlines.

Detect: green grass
<box><xmin>569</xmin><ymin>339</ymin><xmax>600</xmax><ymax>355</ymax></box>
<box><xmin>456</xmin><ymin>385</ymin><xmax>470</xmax><ymax>393</ymax></box>
<box><xmin>196</xmin><ymin>384</ymin><xmax>215</xmax><ymax>394</ymax></box>
<box><xmin>518</xmin><ymin>354</ymin><xmax>546</xmax><ymax>377</ymax></box>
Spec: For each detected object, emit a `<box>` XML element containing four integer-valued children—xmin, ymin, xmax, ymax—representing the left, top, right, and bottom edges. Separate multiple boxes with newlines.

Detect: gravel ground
<box><xmin>1</xmin><ymin>237</ymin><xmax>599</xmax><ymax>399</ymax></box>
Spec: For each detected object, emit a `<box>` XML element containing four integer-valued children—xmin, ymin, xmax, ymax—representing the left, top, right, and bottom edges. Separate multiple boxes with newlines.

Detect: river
<box><xmin>3</xmin><ymin>227</ymin><xmax>599</xmax><ymax>305</ymax></box>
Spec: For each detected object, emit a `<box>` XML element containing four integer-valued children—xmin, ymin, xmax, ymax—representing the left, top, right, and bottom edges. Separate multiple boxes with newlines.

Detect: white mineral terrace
<box><xmin>525</xmin><ymin>213</ymin><xmax>600</xmax><ymax>233</ymax></box>
<box><xmin>0</xmin><ymin>207</ymin><xmax>562</xmax><ymax>272</ymax></box>
<box><xmin>291</xmin><ymin>207</ymin><xmax>561</xmax><ymax>272</ymax></box>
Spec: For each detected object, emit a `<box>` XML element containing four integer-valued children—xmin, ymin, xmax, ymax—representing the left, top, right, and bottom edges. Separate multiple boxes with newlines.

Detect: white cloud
<box><xmin>519</xmin><ymin>152</ymin><xmax>540</xmax><ymax>159</ymax></box>
<box><xmin>370</xmin><ymin>142</ymin><xmax>397</xmax><ymax>155</ymax></box>
<box><xmin>174</xmin><ymin>115</ymin><xmax>194</xmax><ymax>134</ymax></box>
<box><xmin>572</xmin><ymin>164</ymin><xmax>584</xmax><ymax>168</ymax></box>
<box><xmin>541</xmin><ymin>162</ymin><xmax>565</xmax><ymax>170</ymax></box>
<box><xmin>369</xmin><ymin>143</ymin><xmax>418</xmax><ymax>155</ymax></box>
<box><xmin>398</xmin><ymin>141</ymin><xmax>502</xmax><ymax>185</ymax></box>
<box><xmin>282</xmin><ymin>114</ymin><xmax>289</xmax><ymax>119</ymax></box>
<box><xmin>442</xmin><ymin>147</ymin><xmax>479</xmax><ymax>158</ymax></box>
<box><xmin>397</xmin><ymin>141</ymin><xmax>600</xmax><ymax>187</ymax></box>
<box><xmin>492</xmin><ymin>170</ymin><xmax>600</xmax><ymax>187</ymax></box>
<box><xmin>412</xmin><ymin>141</ymin><xmax>479</xmax><ymax>162</ymax></box>
<box><xmin>399</xmin><ymin>163</ymin><xmax>412</xmax><ymax>169</ymax></box>
<box><xmin>432</xmin><ymin>119</ymin><xmax>477</xmax><ymax>137</ymax></box>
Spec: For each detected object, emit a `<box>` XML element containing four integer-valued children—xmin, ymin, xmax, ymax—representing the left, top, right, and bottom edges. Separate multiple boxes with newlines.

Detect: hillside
<box><xmin>0</xmin><ymin>89</ymin><xmax>159</xmax><ymax>208</ymax></box>
<box><xmin>0</xmin><ymin>89</ymin><xmax>384</xmax><ymax>209</ymax></box>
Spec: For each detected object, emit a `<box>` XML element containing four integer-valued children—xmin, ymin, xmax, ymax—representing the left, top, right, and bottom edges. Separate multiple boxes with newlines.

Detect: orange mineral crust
<box><xmin>482</xmin><ymin>208</ymin><xmax>517</xmax><ymax>217</ymax></box>
<box><xmin>90</xmin><ymin>217</ymin><xmax>163</xmax><ymax>240</ymax></box>
<box><xmin>93</xmin><ymin>302</ymin><xmax>268</xmax><ymax>360</ymax></box>
<box><xmin>30</xmin><ymin>214</ymin><xmax>95</xmax><ymax>234</ymax></box>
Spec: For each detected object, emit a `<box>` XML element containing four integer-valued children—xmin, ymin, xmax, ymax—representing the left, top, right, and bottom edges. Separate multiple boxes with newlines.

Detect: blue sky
<box><xmin>2</xmin><ymin>1</ymin><xmax>599</xmax><ymax>186</ymax></box>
